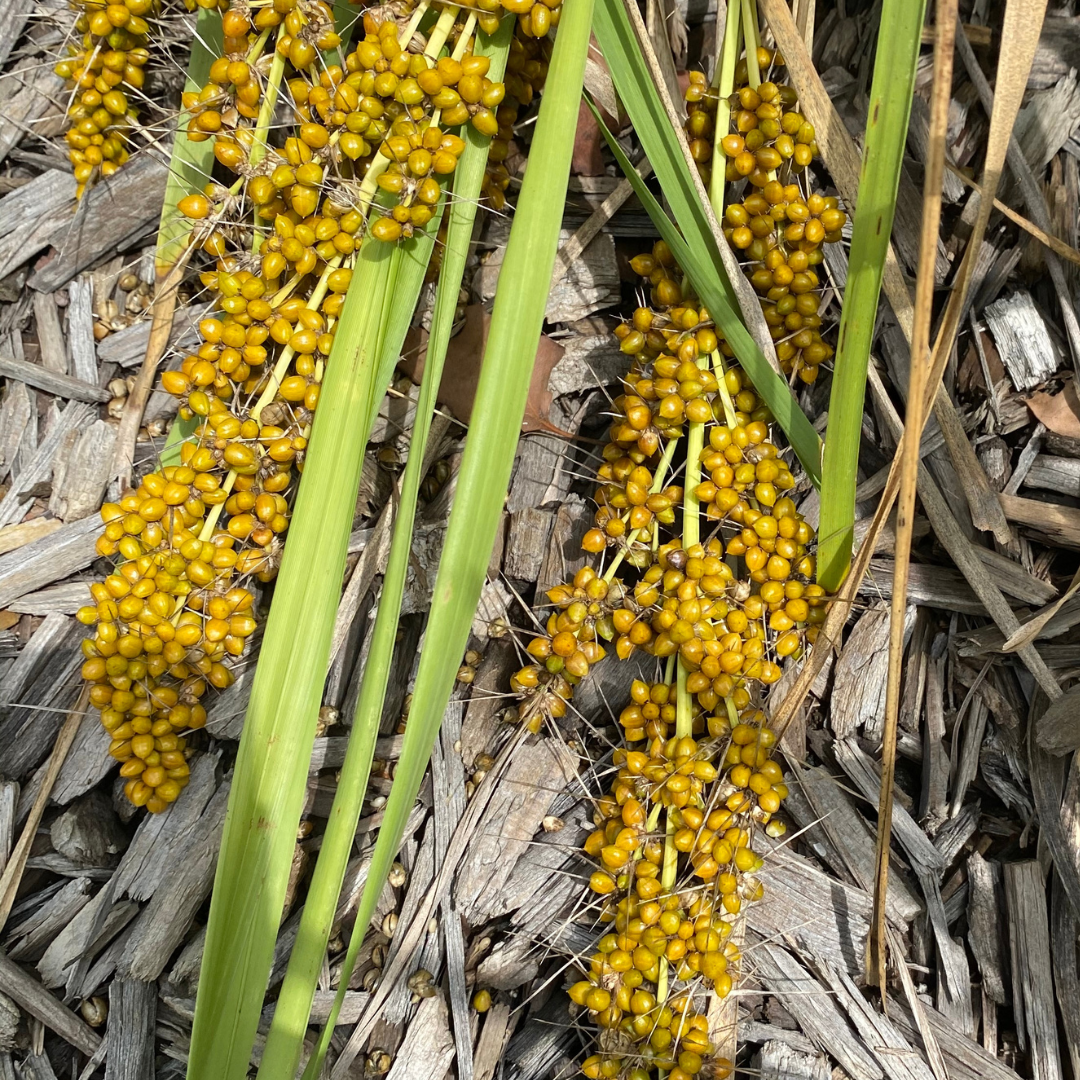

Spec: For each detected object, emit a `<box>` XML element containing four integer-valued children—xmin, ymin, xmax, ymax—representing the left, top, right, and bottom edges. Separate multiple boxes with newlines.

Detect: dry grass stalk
<box><xmin>873</xmin><ymin>0</ymin><xmax>957</xmax><ymax>994</ymax></box>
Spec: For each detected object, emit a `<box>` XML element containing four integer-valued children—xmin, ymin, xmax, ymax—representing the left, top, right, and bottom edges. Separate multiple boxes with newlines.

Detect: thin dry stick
<box><xmin>917</xmin><ymin>0</ymin><xmax>1049</xmax><ymax>428</ymax></box>
<box><xmin>0</xmin><ymin>685</ymin><xmax>90</xmax><ymax>933</ymax></box>
<box><xmin>872</xmin><ymin>0</ymin><xmax>956</xmax><ymax>995</ymax></box>
<box><xmin>945</xmin><ymin>162</ymin><xmax>1080</xmax><ymax>268</ymax></box>
<box><xmin>109</xmin><ymin>236</ymin><xmax>198</xmax><ymax>490</ymax></box>
<box><xmin>550</xmin><ymin>160</ymin><xmax>654</xmax><ymax>288</ymax></box>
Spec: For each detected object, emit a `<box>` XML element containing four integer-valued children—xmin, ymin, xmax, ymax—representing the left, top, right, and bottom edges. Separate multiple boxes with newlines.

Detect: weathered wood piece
<box><xmin>65</xmin><ymin>277</ymin><xmax>97</xmax><ymax>386</ymax></box>
<box><xmin>752</xmin><ymin>843</ymin><xmax>871</xmax><ymax>972</ymax></box>
<box><xmin>756</xmin><ymin>1040</ymin><xmax>831</xmax><ymax>1080</ymax></box>
<box><xmin>0</xmin><ymin>515</ymin><xmax>99</xmax><ymax>609</ymax></box>
<box><xmin>967</xmin><ymin>852</ymin><xmax>1007</xmax><ymax>1003</ymax></box>
<box><xmin>452</xmin><ymin>738</ymin><xmax>577</xmax><ymax>923</ymax></box>
<box><xmin>50</xmin><ymin>791</ymin><xmax>127</xmax><ymax>867</ymax></box>
<box><xmin>95</xmin><ymin>302</ymin><xmax>209</xmax><ymax>369</ymax></box>
<box><xmin>117</xmin><ymin>780</ymin><xmax>229</xmax><ymax>979</ymax></box>
<box><xmin>0</xmin><ymin>950</ymin><xmax>100</xmax><ymax>1055</ymax></box>
<box><xmin>7</xmin><ymin>877</ymin><xmax>95</xmax><ymax>961</ymax></box>
<box><xmin>473</xmin><ymin>1002</ymin><xmax>512</xmax><ymax>1080</ymax></box>
<box><xmin>49</xmin><ymin>420</ymin><xmax>117</xmax><ymax>522</ymax></box>
<box><xmin>753</xmin><ymin>943</ymin><xmax>883</xmax><ymax>1080</ymax></box>
<box><xmin>0</xmin><ymin>402</ymin><xmax>95</xmax><ymax>528</ymax></box>
<box><xmin>29</xmin><ymin>156</ymin><xmax>168</xmax><ymax>292</ymax></box>
<box><xmin>32</xmin><ymin>292</ymin><xmax>67</xmax><ymax>375</ymax></box>
<box><xmin>786</xmin><ymin>764</ymin><xmax>922</xmax><ymax>924</ymax></box>
<box><xmin>0</xmin><ymin>354</ymin><xmax>107</xmax><ymax>409</ymax></box>
<box><xmin>1005</xmin><ymin>861</ymin><xmax>1062</xmax><ymax>1080</ymax></box>
<box><xmin>0</xmin><ymin>172</ymin><xmax>77</xmax><ymax>281</ymax></box>
<box><xmin>0</xmin><ymin>383</ymin><xmax>31</xmax><ymax>486</ymax></box>
<box><xmin>830</xmin><ymin>603</ymin><xmax>914</xmax><ymax>739</ymax></box>
<box><xmin>105</xmin><ymin>979</ymin><xmax>156</xmax><ymax>1080</ymax></box>
<box><xmin>984</xmin><ymin>292</ymin><xmax>1061</xmax><ymax>391</ymax></box>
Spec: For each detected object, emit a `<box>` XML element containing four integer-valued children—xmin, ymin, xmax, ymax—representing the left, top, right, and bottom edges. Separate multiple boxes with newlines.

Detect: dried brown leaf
<box><xmin>1026</xmin><ymin>377</ymin><xmax>1080</xmax><ymax>439</ymax></box>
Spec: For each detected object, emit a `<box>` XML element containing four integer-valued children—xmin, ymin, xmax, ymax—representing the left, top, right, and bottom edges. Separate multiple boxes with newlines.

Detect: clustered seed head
<box><xmin>54</xmin><ymin>0</ymin><xmax>160</xmax><ymax>196</ymax></box>
<box><xmin>684</xmin><ymin>56</ymin><xmax>845</xmax><ymax>383</ymax></box>
<box><xmin>178</xmin><ymin>0</ymin><xmax>549</xmax><ymax>245</ymax></box>
<box><xmin>79</xmin><ymin>0</ymin><xmax>557</xmax><ymax>812</ymax></box>
<box><xmin>569</xmin><ymin>707</ymin><xmax>787</xmax><ymax>1080</ymax></box>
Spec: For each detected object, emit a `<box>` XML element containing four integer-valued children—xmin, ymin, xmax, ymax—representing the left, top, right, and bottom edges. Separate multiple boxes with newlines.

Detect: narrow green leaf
<box><xmin>816</xmin><ymin>0</ymin><xmax>927</xmax><ymax>591</ymax></box>
<box><xmin>591</xmin><ymin>0</ymin><xmax>821</xmax><ymax>485</ymax></box>
<box><xmin>186</xmin><ymin>219</ymin><xmax>440</xmax><ymax>1080</ymax></box>
<box><xmin>589</xmin><ymin>102</ymin><xmax>822</xmax><ymax>485</ymax></box>
<box><xmin>300</xmin><ymin>2</ymin><xmax>595</xmax><ymax>1074</ymax></box>
<box><xmin>157</xmin><ymin>5</ymin><xmax>222</xmax><ymax>271</ymax></box>
<box><xmin>260</xmin><ymin>22</ymin><xmax>514</xmax><ymax>1080</ymax></box>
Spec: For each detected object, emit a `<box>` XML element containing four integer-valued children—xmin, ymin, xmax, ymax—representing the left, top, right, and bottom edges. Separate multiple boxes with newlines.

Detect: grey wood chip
<box><xmin>833</xmin><ymin>737</ymin><xmax>945</xmax><ymax>873</ymax></box>
<box><xmin>7</xmin><ymin>877</ymin><xmax>95</xmax><ymax>961</ymax></box>
<box><xmin>756</xmin><ymin>1039</ymin><xmax>831</xmax><ymax>1080</ymax></box>
<box><xmin>452</xmin><ymin>738</ymin><xmax>578</xmax><ymax>923</ymax></box>
<box><xmin>1050</xmin><ymin>877</ymin><xmax>1080</xmax><ymax>1080</ymax></box>
<box><xmin>110</xmin><ymin>754</ymin><xmax>220</xmax><ymax>902</ymax></box>
<box><xmin>0</xmin><ymin>401</ymin><xmax>94</xmax><ymax>527</ymax></box>
<box><xmin>967</xmin><ymin>852</ymin><xmax>1007</xmax><ymax>1003</ymax></box>
<box><xmin>984</xmin><ymin>292</ymin><xmax>1061</xmax><ymax>392</ymax></box>
<box><xmin>0</xmin><ymin>171</ymin><xmax>77</xmax><ymax>281</ymax></box>
<box><xmin>0</xmin><ymin>1</ymin><xmax>33</xmax><ymax>71</ymax></box>
<box><xmin>118</xmin><ymin>780</ymin><xmax>229</xmax><ymax>979</ymax></box>
<box><xmin>1025</xmin><ymin>455</ymin><xmax>1080</xmax><ymax>499</ymax></box>
<box><xmin>28</xmin><ymin>155</ymin><xmax>168</xmax><ymax>292</ymax></box>
<box><xmin>504</xmin><ymin>506</ymin><xmax>555</xmax><ymax>581</ymax></box>
<box><xmin>49</xmin><ymin>419</ymin><xmax>116</xmax><ymax>522</ymax></box>
<box><xmin>0</xmin><ymin>514</ymin><xmax>99</xmax><ymax>609</ymax></box>
<box><xmin>1035</xmin><ymin>684</ymin><xmax>1080</xmax><ymax>755</ymax></box>
<box><xmin>50</xmin><ymin>790</ymin><xmax>127</xmax><ymax>867</ymax></box>
<box><xmin>1005</xmin><ymin>861</ymin><xmax>1062</xmax><ymax>1080</ymax></box>
<box><xmin>751</xmin><ymin>842</ymin><xmax>871</xmax><ymax>974</ymax></box>
<box><xmin>0</xmin><ymin>382</ymin><xmax>31</xmax><ymax>486</ymax></box>
<box><xmin>384</xmin><ymin>993</ymin><xmax>454</xmax><ymax>1080</ymax></box>
<box><xmin>65</xmin><ymin>277</ymin><xmax>97</xmax><ymax>385</ymax></box>
<box><xmin>831</xmin><ymin>603</ymin><xmax>914</xmax><ymax>740</ymax></box>
<box><xmin>0</xmin><ymin>612</ymin><xmax>70</xmax><ymax>711</ymax></box>
<box><xmin>787</xmin><ymin>764</ymin><xmax>922</xmax><ymax>924</ymax></box>
<box><xmin>473</xmin><ymin>1002</ymin><xmax>512</xmax><ymax>1080</ymax></box>
<box><xmin>0</xmin><ymin>950</ymin><xmax>100</xmax><ymax>1055</ymax></box>
<box><xmin>95</xmin><ymin>302</ymin><xmax>209</xmax><ymax>369</ymax></box>
<box><xmin>105</xmin><ymin>979</ymin><xmax>155</xmax><ymax>1080</ymax></box>
<box><xmin>7</xmin><ymin>581</ymin><xmax>90</xmax><ymax>616</ymax></box>
<box><xmin>0</xmin><ymin>355</ymin><xmax>107</xmax><ymax>408</ymax></box>
<box><xmin>754</xmin><ymin>943</ymin><xmax>883</xmax><ymax>1080</ymax></box>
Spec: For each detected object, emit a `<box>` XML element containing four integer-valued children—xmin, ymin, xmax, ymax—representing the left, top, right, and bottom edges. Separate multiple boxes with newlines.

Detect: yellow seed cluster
<box><xmin>684</xmin><ymin>52</ymin><xmax>845</xmax><ymax>383</ymax></box>
<box><xmin>78</xmin><ymin>0</ymin><xmax>559</xmax><ymax>812</ymax></box>
<box><xmin>476</xmin><ymin>53</ymin><xmax>832</xmax><ymax>1063</ymax></box>
<box><xmin>524</xmin><ymin>237</ymin><xmax>822</xmax><ymax>1074</ymax></box>
<box><xmin>54</xmin><ymin>0</ymin><xmax>157</xmax><ymax>196</ymax></box>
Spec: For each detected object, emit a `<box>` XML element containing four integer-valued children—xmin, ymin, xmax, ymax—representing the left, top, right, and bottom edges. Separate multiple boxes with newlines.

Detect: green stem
<box><xmin>741</xmin><ymin>0</ymin><xmax>761</xmax><ymax>87</ymax></box>
<box><xmin>602</xmin><ymin>435</ymin><xmax>681</xmax><ymax>583</ymax></box>
<box><xmin>708</xmin><ymin>0</ymin><xmax>741</xmax><ymax>217</ymax></box>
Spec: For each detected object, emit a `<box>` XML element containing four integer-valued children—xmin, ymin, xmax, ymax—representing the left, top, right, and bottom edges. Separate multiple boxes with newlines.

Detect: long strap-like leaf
<box><xmin>262</xmin><ymin>21</ymin><xmax>514</xmax><ymax>1080</ymax></box>
<box><xmin>816</xmin><ymin>0</ymin><xmax>927</xmax><ymax>591</ymax></box>
<box><xmin>298</xmin><ymin>1</ymin><xmax>596</xmax><ymax>1076</ymax></box>
<box><xmin>187</xmin><ymin>225</ymin><xmax>440</xmax><ymax>1080</ymax></box>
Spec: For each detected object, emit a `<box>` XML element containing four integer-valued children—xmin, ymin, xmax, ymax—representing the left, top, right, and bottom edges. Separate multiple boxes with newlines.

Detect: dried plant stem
<box><xmin>872</xmin><ymin>0</ymin><xmax>956</xmax><ymax>993</ymax></box>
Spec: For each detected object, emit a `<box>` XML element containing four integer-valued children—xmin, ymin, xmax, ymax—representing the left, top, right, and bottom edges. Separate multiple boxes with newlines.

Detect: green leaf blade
<box><xmin>187</xmin><ymin>224</ymin><xmax>439</xmax><ymax>1080</ymax></box>
<box><xmin>299</xmin><ymin>2</ymin><xmax>596</xmax><ymax>1074</ymax></box>
<box><xmin>816</xmin><ymin>0</ymin><xmax>927</xmax><ymax>590</ymax></box>
<box><xmin>258</xmin><ymin>22</ymin><xmax>515</xmax><ymax>1078</ymax></box>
